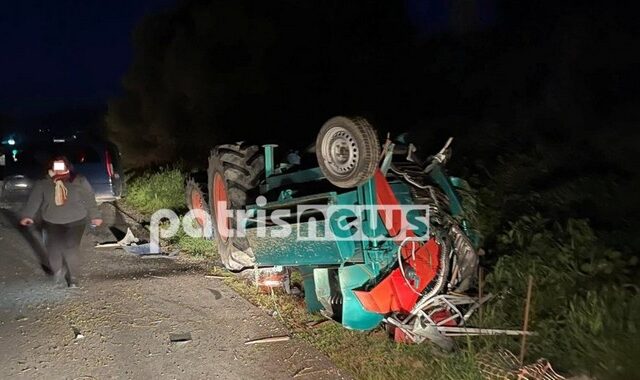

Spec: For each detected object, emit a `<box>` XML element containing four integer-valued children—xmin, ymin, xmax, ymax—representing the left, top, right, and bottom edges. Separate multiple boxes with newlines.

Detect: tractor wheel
<box><xmin>316</xmin><ymin>116</ymin><xmax>380</xmax><ymax>188</ymax></box>
<box><xmin>208</xmin><ymin>144</ymin><xmax>264</xmax><ymax>270</ymax></box>
<box><xmin>185</xmin><ymin>177</ymin><xmax>210</xmax><ymax>233</ymax></box>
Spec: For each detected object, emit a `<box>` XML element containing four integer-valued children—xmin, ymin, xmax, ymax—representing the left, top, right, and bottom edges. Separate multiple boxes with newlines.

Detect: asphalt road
<box><xmin>0</xmin><ymin>207</ymin><xmax>346</xmax><ymax>379</ymax></box>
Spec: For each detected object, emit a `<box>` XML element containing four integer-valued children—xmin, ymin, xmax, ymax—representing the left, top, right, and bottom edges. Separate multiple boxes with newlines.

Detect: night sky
<box><xmin>0</xmin><ymin>0</ymin><xmax>497</xmax><ymax>120</ymax></box>
<box><xmin>0</xmin><ymin>0</ymin><xmax>175</xmax><ymax>116</ymax></box>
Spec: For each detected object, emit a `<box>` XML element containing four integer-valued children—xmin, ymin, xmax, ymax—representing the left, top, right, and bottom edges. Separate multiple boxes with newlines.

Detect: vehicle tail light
<box><xmin>105</xmin><ymin>150</ymin><xmax>114</xmax><ymax>177</ymax></box>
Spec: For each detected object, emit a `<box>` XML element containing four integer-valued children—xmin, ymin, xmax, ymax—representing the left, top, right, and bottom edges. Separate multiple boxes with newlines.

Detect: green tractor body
<box><xmin>188</xmin><ymin>116</ymin><xmax>486</xmax><ymax>345</ymax></box>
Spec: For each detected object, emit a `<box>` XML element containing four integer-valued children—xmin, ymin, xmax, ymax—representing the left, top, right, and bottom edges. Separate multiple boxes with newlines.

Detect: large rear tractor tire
<box><xmin>316</xmin><ymin>116</ymin><xmax>380</xmax><ymax>188</ymax></box>
<box><xmin>208</xmin><ymin>144</ymin><xmax>264</xmax><ymax>270</ymax></box>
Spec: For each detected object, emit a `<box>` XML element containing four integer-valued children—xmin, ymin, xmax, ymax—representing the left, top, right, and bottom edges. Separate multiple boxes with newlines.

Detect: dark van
<box><xmin>0</xmin><ymin>138</ymin><xmax>123</xmax><ymax>204</ymax></box>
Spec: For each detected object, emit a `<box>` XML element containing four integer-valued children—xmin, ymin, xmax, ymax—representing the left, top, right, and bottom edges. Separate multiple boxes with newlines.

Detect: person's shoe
<box><xmin>64</xmin><ymin>270</ymin><xmax>79</xmax><ymax>288</ymax></box>
<box><xmin>41</xmin><ymin>264</ymin><xmax>54</xmax><ymax>276</ymax></box>
<box><xmin>53</xmin><ymin>271</ymin><xmax>67</xmax><ymax>287</ymax></box>
<box><xmin>66</xmin><ymin>277</ymin><xmax>80</xmax><ymax>288</ymax></box>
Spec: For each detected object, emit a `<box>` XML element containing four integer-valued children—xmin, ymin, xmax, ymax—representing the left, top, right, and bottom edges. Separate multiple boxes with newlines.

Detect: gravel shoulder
<box><xmin>0</xmin><ymin>208</ymin><xmax>347</xmax><ymax>379</ymax></box>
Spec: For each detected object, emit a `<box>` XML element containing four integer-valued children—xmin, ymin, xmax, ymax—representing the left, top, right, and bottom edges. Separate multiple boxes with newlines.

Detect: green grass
<box><xmin>218</xmin><ymin>267</ymin><xmax>484</xmax><ymax>380</ymax></box>
<box><xmin>476</xmin><ymin>215</ymin><xmax>640</xmax><ymax>379</ymax></box>
<box><xmin>170</xmin><ymin>227</ymin><xmax>219</xmax><ymax>258</ymax></box>
<box><xmin>123</xmin><ymin>168</ymin><xmax>218</xmax><ymax>259</ymax></box>
<box><xmin>121</xmin><ymin>163</ymin><xmax>640</xmax><ymax>379</ymax></box>
<box><xmin>123</xmin><ymin>168</ymin><xmax>186</xmax><ymax>214</ymax></box>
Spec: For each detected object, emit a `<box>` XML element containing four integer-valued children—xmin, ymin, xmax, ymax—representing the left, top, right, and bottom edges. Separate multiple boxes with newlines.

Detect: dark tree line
<box><xmin>107</xmin><ymin>0</ymin><xmax>411</xmax><ymax>166</ymax></box>
<box><xmin>108</xmin><ymin>0</ymin><xmax>640</xmax><ymax>253</ymax></box>
<box><xmin>108</xmin><ymin>0</ymin><xmax>637</xmax><ymax>169</ymax></box>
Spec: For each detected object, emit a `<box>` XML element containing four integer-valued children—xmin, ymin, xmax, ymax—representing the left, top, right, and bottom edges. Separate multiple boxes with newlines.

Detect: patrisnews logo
<box><xmin>242</xmin><ymin>204</ymin><xmax>431</xmax><ymax>242</ymax></box>
<box><xmin>150</xmin><ymin>202</ymin><xmax>430</xmax><ymax>253</ymax></box>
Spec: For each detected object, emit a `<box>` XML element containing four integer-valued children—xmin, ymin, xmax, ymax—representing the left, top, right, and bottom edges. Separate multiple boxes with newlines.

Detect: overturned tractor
<box><xmin>186</xmin><ymin>116</ymin><xmax>520</xmax><ymax>348</ymax></box>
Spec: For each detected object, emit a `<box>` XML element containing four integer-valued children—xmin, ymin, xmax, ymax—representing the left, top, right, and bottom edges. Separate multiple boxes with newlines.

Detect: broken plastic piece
<box><xmin>123</xmin><ymin>243</ymin><xmax>155</xmax><ymax>255</ymax></box>
<box><xmin>95</xmin><ymin>242</ymin><xmax>121</xmax><ymax>249</ymax></box>
<box><xmin>117</xmin><ymin>228</ymin><xmax>139</xmax><ymax>246</ymax></box>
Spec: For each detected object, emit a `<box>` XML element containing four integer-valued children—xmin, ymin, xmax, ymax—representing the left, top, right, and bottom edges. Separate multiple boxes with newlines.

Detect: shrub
<box><xmin>124</xmin><ymin>168</ymin><xmax>186</xmax><ymax>214</ymax></box>
<box><xmin>482</xmin><ymin>214</ymin><xmax>640</xmax><ymax>378</ymax></box>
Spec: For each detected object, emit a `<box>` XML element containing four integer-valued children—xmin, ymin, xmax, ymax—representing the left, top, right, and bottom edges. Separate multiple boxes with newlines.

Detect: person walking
<box><xmin>19</xmin><ymin>156</ymin><xmax>102</xmax><ymax>287</ymax></box>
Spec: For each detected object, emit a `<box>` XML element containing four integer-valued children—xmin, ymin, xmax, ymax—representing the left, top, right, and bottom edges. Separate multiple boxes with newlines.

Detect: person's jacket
<box><xmin>21</xmin><ymin>175</ymin><xmax>101</xmax><ymax>224</ymax></box>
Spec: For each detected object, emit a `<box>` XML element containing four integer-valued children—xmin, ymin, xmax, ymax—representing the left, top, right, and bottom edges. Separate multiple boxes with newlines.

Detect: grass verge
<box><xmin>170</xmin><ymin>228</ymin><xmax>219</xmax><ymax>259</ymax></box>
<box><xmin>211</xmin><ymin>266</ymin><xmax>485</xmax><ymax>380</ymax></box>
<box><xmin>123</xmin><ymin>167</ymin><xmax>186</xmax><ymax>215</ymax></box>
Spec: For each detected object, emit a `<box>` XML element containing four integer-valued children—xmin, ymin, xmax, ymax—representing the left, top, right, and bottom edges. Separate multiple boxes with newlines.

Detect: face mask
<box><xmin>53</xmin><ymin>161</ymin><xmax>66</xmax><ymax>171</ymax></box>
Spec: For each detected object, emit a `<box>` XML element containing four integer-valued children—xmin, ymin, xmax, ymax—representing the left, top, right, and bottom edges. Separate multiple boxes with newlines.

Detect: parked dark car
<box><xmin>0</xmin><ymin>138</ymin><xmax>123</xmax><ymax>205</ymax></box>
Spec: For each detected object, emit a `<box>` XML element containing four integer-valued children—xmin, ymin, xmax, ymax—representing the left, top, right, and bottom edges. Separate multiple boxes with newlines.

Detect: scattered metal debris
<box><xmin>95</xmin><ymin>228</ymin><xmax>141</xmax><ymax>249</ymax></box>
<box><xmin>95</xmin><ymin>228</ymin><xmax>157</xmax><ymax>256</ymax></box>
<box><xmin>244</xmin><ymin>335</ymin><xmax>290</xmax><ymax>345</ymax></box>
<box><xmin>385</xmin><ymin>293</ymin><xmax>533</xmax><ymax>350</ymax></box>
<box><xmin>476</xmin><ymin>349</ymin><xmax>565</xmax><ymax>380</ymax></box>
<box><xmin>169</xmin><ymin>332</ymin><xmax>192</xmax><ymax>343</ymax></box>
<box><xmin>94</xmin><ymin>242</ymin><xmax>121</xmax><ymax>249</ymax></box>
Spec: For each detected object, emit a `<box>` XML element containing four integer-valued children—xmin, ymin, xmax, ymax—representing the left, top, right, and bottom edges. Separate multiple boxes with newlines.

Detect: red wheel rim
<box><xmin>190</xmin><ymin>190</ymin><xmax>206</xmax><ymax>227</ymax></box>
<box><xmin>213</xmin><ymin>173</ymin><xmax>229</xmax><ymax>241</ymax></box>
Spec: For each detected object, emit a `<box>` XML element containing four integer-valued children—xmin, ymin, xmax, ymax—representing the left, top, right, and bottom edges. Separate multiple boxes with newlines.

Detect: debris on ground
<box><xmin>95</xmin><ymin>242</ymin><xmax>121</xmax><ymax>249</ymax></box>
<box><xmin>95</xmin><ymin>228</ymin><xmax>147</xmax><ymax>251</ymax></box>
<box><xmin>207</xmin><ymin>288</ymin><xmax>222</xmax><ymax>300</ymax></box>
<box><xmin>117</xmin><ymin>228</ymin><xmax>140</xmax><ymax>246</ymax></box>
<box><xmin>72</xmin><ymin>326</ymin><xmax>84</xmax><ymax>340</ymax></box>
<box><xmin>122</xmin><ymin>243</ymin><xmax>154</xmax><ymax>255</ymax></box>
<box><xmin>244</xmin><ymin>335</ymin><xmax>290</xmax><ymax>345</ymax></box>
<box><xmin>169</xmin><ymin>332</ymin><xmax>192</xmax><ymax>343</ymax></box>
<box><xmin>476</xmin><ymin>349</ymin><xmax>565</xmax><ymax>380</ymax></box>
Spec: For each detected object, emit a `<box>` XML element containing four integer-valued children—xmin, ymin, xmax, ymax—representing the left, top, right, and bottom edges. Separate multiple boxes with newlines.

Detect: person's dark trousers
<box><xmin>42</xmin><ymin>219</ymin><xmax>86</xmax><ymax>285</ymax></box>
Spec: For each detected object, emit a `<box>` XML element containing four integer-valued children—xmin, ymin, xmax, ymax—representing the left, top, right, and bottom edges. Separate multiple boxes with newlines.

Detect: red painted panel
<box><xmin>354</xmin><ymin>171</ymin><xmax>441</xmax><ymax>314</ymax></box>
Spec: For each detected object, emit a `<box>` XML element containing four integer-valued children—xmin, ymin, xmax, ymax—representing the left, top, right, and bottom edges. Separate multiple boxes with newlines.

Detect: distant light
<box><xmin>7</xmin><ymin>138</ymin><xmax>15</xmax><ymax>145</ymax></box>
<box><xmin>53</xmin><ymin>138</ymin><xmax>66</xmax><ymax>143</ymax></box>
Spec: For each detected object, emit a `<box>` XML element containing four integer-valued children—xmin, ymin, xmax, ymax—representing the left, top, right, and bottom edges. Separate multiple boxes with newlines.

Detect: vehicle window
<box><xmin>65</xmin><ymin>146</ymin><xmax>102</xmax><ymax>164</ymax></box>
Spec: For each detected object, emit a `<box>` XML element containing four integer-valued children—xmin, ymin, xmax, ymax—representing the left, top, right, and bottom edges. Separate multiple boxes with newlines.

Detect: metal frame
<box><xmin>244</xmin><ymin>143</ymin><xmax>488</xmax><ymax>335</ymax></box>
